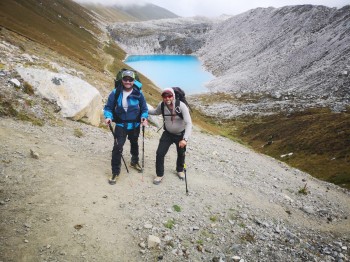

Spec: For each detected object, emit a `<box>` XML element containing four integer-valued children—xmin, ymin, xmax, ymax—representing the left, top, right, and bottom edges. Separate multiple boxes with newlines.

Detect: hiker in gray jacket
<box><xmin>148</xmin><ymin>88</ymin><xmax>192</xmax><ymax>185</ymax></box>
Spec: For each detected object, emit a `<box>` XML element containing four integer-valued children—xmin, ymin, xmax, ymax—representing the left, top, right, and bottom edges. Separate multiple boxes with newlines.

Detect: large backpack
<box><xmin>112</xmin><ymin>68</ymin><xmax>142</xmax><ymax>123</ymax></box>
<box><xmin>161</xmin><ymin>87</ymin><xmax>191</xmax><ymax>119</ymax></box>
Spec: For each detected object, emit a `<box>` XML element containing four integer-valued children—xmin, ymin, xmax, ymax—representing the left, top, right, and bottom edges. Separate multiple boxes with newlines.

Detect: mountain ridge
<box><xmin>79</xmin><ymin>2</ymin><xmax>179</xmax><ymax>22</ymax></box>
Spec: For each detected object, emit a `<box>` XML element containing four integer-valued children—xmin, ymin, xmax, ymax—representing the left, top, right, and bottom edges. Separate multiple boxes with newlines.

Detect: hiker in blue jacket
<box><xmin>104</xmin><ymin>70</ymin><xmax>148</xmax><ymax>185</ymax></box>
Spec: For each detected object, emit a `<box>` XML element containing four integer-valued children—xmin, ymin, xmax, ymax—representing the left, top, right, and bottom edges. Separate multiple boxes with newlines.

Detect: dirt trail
<box><xmin>1</xmin><ymin>117</ymin><xmax>349</xmax><ymax>261</ymax></box>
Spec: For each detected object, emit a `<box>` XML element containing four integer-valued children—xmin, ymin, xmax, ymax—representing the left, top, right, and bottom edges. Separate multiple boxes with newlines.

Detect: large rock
<box><xmin>16</xmin><ymin>67</ymin><xmax>103</xmax><ymax>126</ymax></box>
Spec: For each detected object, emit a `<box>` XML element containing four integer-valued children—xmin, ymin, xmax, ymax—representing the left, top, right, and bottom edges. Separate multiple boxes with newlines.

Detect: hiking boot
<box><xmin>153</xmin><ymin>176</ymin><xmax>163</xmax><ymax>185</ymax></box>
<box><xmin>177</xmin><ymin>171</ymin><xmax>185</xmax><ymax>180</ymax></box>
<box><xmin>108</xmin><ymin>174</ymin><xmax>119</xmax><ymax>185</ymax></box>
<box><xmin>130</xmin><ymin>162</ymin><xmax>142</xmax><ymax>172</ymax></box>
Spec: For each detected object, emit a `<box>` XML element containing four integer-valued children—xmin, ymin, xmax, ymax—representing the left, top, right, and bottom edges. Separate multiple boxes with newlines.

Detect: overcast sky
<box><xmin>75</xmin><ymin>0</ymin><xmax>348</xmax><ymax>17</ymax></box>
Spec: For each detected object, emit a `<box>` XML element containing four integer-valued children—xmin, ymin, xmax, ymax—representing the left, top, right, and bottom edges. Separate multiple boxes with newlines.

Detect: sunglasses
<box><xmin>122</xmin><ymin>77</ymin><xmax>134</xmax><ymax>82</ymax></box>
<box><xmin>162</xmin><ymin>94</ymin><xmax>173</xmax><ymax>98</ymax></box>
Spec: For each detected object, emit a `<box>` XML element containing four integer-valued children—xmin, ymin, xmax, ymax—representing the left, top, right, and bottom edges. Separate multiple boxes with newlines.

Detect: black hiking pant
<box><xmin>156</xmin><ymin>130</ymin><xmax>186</xmax><ymax>177</ymax></box>
<box><xmin>111</xmin><ymin>125</ymin><xmax>140</xmax><ymax>175</ymax></box>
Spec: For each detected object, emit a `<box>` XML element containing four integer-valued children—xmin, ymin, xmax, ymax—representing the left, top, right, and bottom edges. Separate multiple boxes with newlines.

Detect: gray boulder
<box><xmin>16</xmin><ymin>67</ymin><xmax>103</xmax><ymax>126</ymax></box>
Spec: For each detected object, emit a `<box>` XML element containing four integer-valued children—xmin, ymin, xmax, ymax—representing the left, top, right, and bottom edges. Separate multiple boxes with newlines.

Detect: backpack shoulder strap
<box><xmin>161</xmin><ymin>100</ymin><xmax>183</xmax><ymax>119</ymax></box>
<box><xmin>112</xmin><ymin>83</ymin><xmax>123</xmax><ymax>122</ymax></box>
<box><xmin>174</xmin><ymin>99</ymin><xmax>183</xmax><ymax>119</ymax></box>
<box><xmin>161</xmin><ymin>101</ymin><xmax>165</xmax><ymax>118</ymax></box>
<box><xmin>114</xmin><ymin>87</ymin><xmax>122</xmax><ymax>106</ymax></box>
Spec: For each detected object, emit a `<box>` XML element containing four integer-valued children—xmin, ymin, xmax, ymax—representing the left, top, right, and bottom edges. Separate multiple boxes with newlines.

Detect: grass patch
<box><xmin>103</xmin><ymin>40</ymin><xmax>127</xmax><ymax>74</ymax></box>
<box><xmin>200</xmin><ymin>230</ymin><xmax>214</xmax><ymax>239</ymax></box>
<box><xmin>173</xmin><ymin>204</ymin><xmax>181</xmax><ymax>212</ymax></box>
<box><xmin>74</xmin><ymin>128</ymin><xmax>84</xmax><ymax>138</ymax></box>
<box><xmin>238</xmin><ymin>222</ymin><xmax>246</xmax><ymax>228</ymax></box>
<box><xmin>298</xmin><ymin>183</ymin><xmax>309</xmax><ymax>195</ymax></box>
<box><xmin>164</xmin><ymin>219</ymin><xmax>175</xmax><ymax>229</ymax></box>
<box><xmin>0</xmin><ymin>96</ymin><xmax>44</xmax><ymax>126</ymax></box>
<box><xmin>214</xmin><ymin>107</ymin><xmax>350</xmax><ymax>190</ymax></box>
<box><xmin>209</xmin><ymin>215</ymin><xmax>218</xmax><ymax>222</ymax></box>
<box><xmin>240</xmin><ymin>232</ymin><xmax>256</xmax><ymax>243</ymax></box>
<box><xmin>196</xmin><ymin>239</ymin><xmax>204</xmax><ymax>245</ymax></box>
<box><xmin>17</xmin><ymin>112</ymin><xmax>44</xmax><ymax>126</ymax></box>
<box><xmin>228</xmin><ymin>211</ymin><xmax>239</xmax><ymax>221</ymax></box>
<box><xmin>23</xmin><ymin>81</ymin><xmax>35</xmax><ymax>95</ymax></box>
<box><xmin>0</xmin><ymin>0</ymin><xmax>104</xmax><ymax>70</ymax></box>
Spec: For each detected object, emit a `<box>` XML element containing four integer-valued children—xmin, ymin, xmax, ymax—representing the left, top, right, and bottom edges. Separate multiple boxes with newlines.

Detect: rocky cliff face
<box><xmin>108</xmin><ymin>17</ymin><xmax>216</xmax><ymax>55</ymax></box>
<box><xmin>109</xmin><ymin>5</ymin><xmax>350</xmax><ymax>116</ymax></box>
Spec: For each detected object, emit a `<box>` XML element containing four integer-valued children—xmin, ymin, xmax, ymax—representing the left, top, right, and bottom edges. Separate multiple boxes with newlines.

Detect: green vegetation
<box><xmin>0</xmin><ymin>93</ymin><xmax>44</xmax><ymax>126</ymax></box>
<box><xmin>196</xmin><ymin>239</ymin><xmax>204</xmax><ymax>245</ymax></box>
<box><xmin>164</xmin><ymin>219</ymin><xmax>175</xmax><ymax>229</ymax></box>
<box><xmin>197</xmin><ymin>94</ymin><xmax>350</xmax><ymax>190</ymax></box>
<box><xmin>240</xmin><ymin>232</ymin><xmax>256</xmax><ymax>243</ymax></box>
<box><xmin>200</xmin><ymin>230</ymin><xmax>214</xmax><ymax>239</ymax></box>
<box><xmin>74</xmin><ymin>128</ymin><xmax>84</xmax><ymax>138</ymax></box>
<box><xmin>173</xmin><ymin>205</ymin><xmax>181</xmax><ymax>212</ymax></box>
<box><xmin>228</xmin><ymin>211</ymin><xmax>239</xmax><ymax>221</ymax></box>
<box><xmin>298</xmin><ymin>183</ymin><xmax>309</xmax><ymax>195</ymax></box>
<box><xmin>209</xmin><ymin>215</ymin><xmax>218</xmax><ymax>222</ymax></box>
<box><xmin>238</xmin><ymin>222</ymin><xmax>246</xmax><ymax>228</ymax></box>
<box><xmin>23</xmin><ymin>82</ymin><xmax>34</xmax><ymax>96</ymax></box>
<box><xmin>236</xmin><ymin>107</ymin><xmax>350</xmax><ymax>190</ymax></box>
<box><xmin>103</xmin><ymin>40</ymin><xmax>127</xmax><ymax>74</ymax></box>
<box><xmin>0</xmin><ymin>0</ymin><xmax>103</xmax><ymax>70</ymax></box>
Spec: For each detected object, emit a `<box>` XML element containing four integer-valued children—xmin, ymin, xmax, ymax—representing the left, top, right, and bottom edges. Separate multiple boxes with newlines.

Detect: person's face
<box><xmin>122</xmin><ymin>77</ymin><xmax>134</xmax><ymax>89</ymax></box>
<box><xmin>162</xmin><ymin>93</ymin><xmax>174</xmax><ymax>105</ymax></box>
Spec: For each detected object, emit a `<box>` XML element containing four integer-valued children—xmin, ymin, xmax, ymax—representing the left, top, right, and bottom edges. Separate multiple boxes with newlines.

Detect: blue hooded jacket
<box><xmin>104</xmin><ymin>83</ymin><xmax>148</xmax><ymax>130</ymax></box>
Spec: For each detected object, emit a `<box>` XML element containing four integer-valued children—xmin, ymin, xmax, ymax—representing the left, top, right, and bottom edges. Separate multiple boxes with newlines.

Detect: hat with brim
<box><xmin>121</xmin><ymin>70</ymin><xmax>135</xmax><ymax>79</ymax></box>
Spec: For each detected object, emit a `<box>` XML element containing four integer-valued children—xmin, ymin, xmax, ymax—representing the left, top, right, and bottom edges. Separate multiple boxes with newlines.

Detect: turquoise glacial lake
<box><xmin>125</xmin><ymin>55</ymin><xmax>214</xmax><ymax>95</ymax></box>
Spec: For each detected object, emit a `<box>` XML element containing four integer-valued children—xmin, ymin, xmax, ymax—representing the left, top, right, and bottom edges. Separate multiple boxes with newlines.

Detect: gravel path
<box><xmin>1</xmin><ymin>117</ymin><xmax>349</xmax><ymax>262</ymax></box>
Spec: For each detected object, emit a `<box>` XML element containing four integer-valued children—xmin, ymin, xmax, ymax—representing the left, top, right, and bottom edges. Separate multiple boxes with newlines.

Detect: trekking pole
<box><xmin>141</xmin><ymin>125</ymin><xmax>145</xmax><ymax>182</ymax></box>
<box><xmin>108</xmin><ymin>123</ymin><xmax>129</xmax><ymax>173</ymax></box>
<box><xmin>184</xmin><ymin>163</ymin><xmax>189</xmax><ymax>195</ymax></box>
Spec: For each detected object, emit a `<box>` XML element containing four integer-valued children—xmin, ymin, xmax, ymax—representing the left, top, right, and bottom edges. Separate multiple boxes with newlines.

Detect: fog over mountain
<box><xmin>74</xmin><ymin>0</ymin><xmax>349</xmax><ymax>17</ymax></box>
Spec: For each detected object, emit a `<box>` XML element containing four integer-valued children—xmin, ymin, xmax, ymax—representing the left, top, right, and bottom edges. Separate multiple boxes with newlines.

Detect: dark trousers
<box><xmin>156</xmin><ymin>130</ymin><xmax>186</xmax><ymax>177</ymax></box>
<box><xmin>111</xmin><ymin>125</ymin><xmax>140</xmax><ymax>175</ymax></box>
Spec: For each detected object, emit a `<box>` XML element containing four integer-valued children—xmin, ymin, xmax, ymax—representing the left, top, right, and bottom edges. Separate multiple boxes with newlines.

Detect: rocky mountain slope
<box><xmin>109</xmin><ymin>17</ymin><xmax>216</xmax><ymax>55</ymax></box>
<box><xmin>198</xmin><ymin>5</ymin><xmax>350</xmax><ymax>116</ymax></box>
